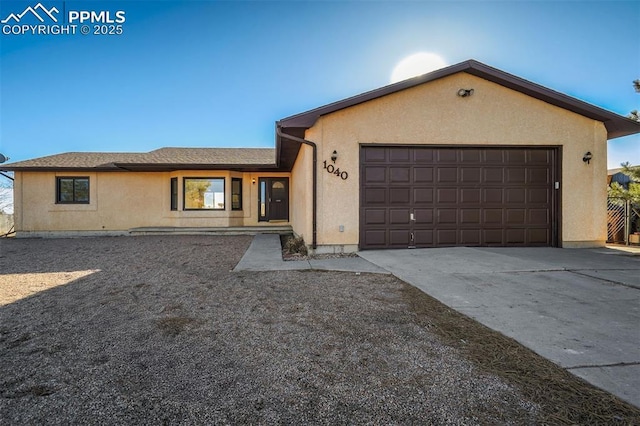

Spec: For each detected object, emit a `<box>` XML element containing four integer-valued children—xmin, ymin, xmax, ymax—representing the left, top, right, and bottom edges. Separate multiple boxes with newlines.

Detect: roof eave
<box><xmin>113</xmin><ymin>163</ymin><xmax>280</xmax><ymax>172</ymax></box>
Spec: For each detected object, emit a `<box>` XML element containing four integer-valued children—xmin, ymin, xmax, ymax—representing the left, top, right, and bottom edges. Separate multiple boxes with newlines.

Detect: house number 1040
<box><xmin>323</xmin><ymin>160</ymin><xmax>348</xmax><ymax>180</ymax></box>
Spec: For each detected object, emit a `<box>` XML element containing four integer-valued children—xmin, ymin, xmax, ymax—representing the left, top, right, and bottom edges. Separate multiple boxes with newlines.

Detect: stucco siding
<box><xmin>15</xmin><ymin>170</ymin><xmax>291</xmax><ymax>234</ymax></box>
<box><xmin>304</xmin><ymin>72</ymin><xmax>607</xmax><ymax>248</ymax></box>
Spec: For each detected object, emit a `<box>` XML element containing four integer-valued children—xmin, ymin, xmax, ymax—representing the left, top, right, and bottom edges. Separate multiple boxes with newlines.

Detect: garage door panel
<box><xmin>390</xmin><ymin>167</ymin><xmax>410</xmax><ymax>182</ymax></box>
<box><xmin>506</xmin><ymin>229</ymin><xmax>526</xmax><ymax>244</ymax></box>
<box><xmin>361</xmin><ymin>146</ymin><xmax>556</xmax><ymax>249</ymax></box>
<box><xmin>437</xmin><ymin>230</ymin><xmax>457</xmax><ymax>245</ymax></box>
<box><xmin>484</xmin><ymin>150</ymin><xmax>505</xmax><ymax>163</ymax></box>
<box><xmin>484</xmin><ymin>168</ymin><xmax>504</xmax><ymax>183</ymax></box>
<box><xmin>364</xmin><ymin>209</ymin><xmax>386</xmax><ymax>225</ymax></box>
<box><xmin>460</xmin><ymin>188</ymin><xmax>481</xmax><ymax>204</ymax></box>
<box><xmin>389</xmin><ymin>209</ymin><xmax>410</xmax><ymax>224</ymax></box>
<box><xmin>529</xmin><ymin>228</ymin><xmax>550</xmax><ymax>244</ymax></box>
<box><xmin>413</xmin><ymin>167</ymin><xmax>434</xmax><ymax>182</ymax></box>
<box><xmin>484</xmin><ymin>209</ymin><xmax>503</xmax><ymax>224</ymax></box>
<box><xmin>437</xmin><ymin>168</ymin><xmax>458</xmax><ymax>182</ymax></box>
<box><xmin>529</xmin><ymin>188</ymin><xmax>549</xmax><ymax>203</ymax></box>
<box><xmin>460</xmin><ymin>209</ymin><xmax>481</xmax><ymax>224</ymax></box>
<box><xmin>529</xmin><ymin>168</ymin><xmax>550</xmax><ymax>184</ymax></box>
<box><xmin>413</xmin><ymin>230</ymin><xmax>433</xmax><ymax>245</ymax></box>
<box><xmin>506</xmin><ymin>168</ymin><xmax>526</xmax><ymax>183</ymax></box>
<box><xmin>460</xmin><ymin>149</ymin><xmax>482</xmax><ymax>162</ymax></box>
<box><xmin>363</xmin><ymin>229</ymin><xmax>387</xmax><ymax>246</ymax></box>
<box><xmin>506</xmin><ymin>150</ymin><xmax>526</xmax><ymax>163</ymax></box>
<box><xmin>484</xmin><ymin>229</ymin><xmax>504</xmax><ymax>244</ymax></box>
<box><xmin>529</xmin><ymin>209</ymin><xmax>549</xmax><ymax>224</ymax></box>
<box><xmin>437</xmin><ymin>209</ymin><xmax>457</xmax><ymax>224</ymax></box>
<box><xmin>390</xmin><ymin>188</ymin><xmax>410</xmax><ymax>204</ymax></box>
<box><xmin>364</xmin><ymin>148</ymin><xmax>386</xmax><ymax>162</ymax></box>
<box><xmin>528</xmin><ymin>149</ymin><xmax>550</xmax><ymax>164</ymax></box>
<box><xmin>364</xmin><ymin>188</ymin><xmax>386</xmax><ymax>204</ymax></box>
<box><xmin>389</xmin><ymin>229</ymin><xmax>410</xmax><ymax>245</ymax></box>
<box><xmin>460</xmin><ymin>229</ymin><xmax>481</xmax><ymax>245</ymax></box>
<box><xmin>414</xmin><ymin>149</ymin><xmax>434</xmax><ymax>162</ymax></box>
<box><xmin>437</xmin><ymin>188</ymin><xmax>457</xmax><ymax>203</ymax></box>
<box><xmin>414</xmin><ymin>208</ymin><xmax>433</xmax><ymax>224</ymax></box>
<box><xmin>484</xmin><ymin>188</ymin><xmax>503</xmax><ymax>203</ymax></box>
<box><xmin>389</xmin><ymin>148</ymin><xmax>410</xmax><ymax>162</ymax></box>
<box><xmin>461</xmin><ymin>167</ymin><xmax>481</xmax><ymax>183</ymax></box>
<box><xmin>505</xmin><ymin>188</ymin><xmax>526</xmax><ymax>203</ymax></box>
<box><xmin>506</xmin><ymin>209</ymin><xmax>526</xmax><ymax>225</ymax></box>
<box><xmin>364</xmin><ymin>167</ymin><xmax>386</xmax><ymax>183</ymax></box>
<box><xmin>413</xmin><ymin>188</ymin><xmax>434</xmax><ymax>204</ymax></box>
<box><xmin>437</xmin><ymin>150</ymin><xmax>457</xmax><ymax>162</ymax></box>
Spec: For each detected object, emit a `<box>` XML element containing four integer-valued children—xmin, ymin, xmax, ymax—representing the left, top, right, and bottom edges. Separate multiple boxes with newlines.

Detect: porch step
<box><xmin>128</xmin><ymin>226</ymin><xmax>292</xmax><ymax>236</ymax></box>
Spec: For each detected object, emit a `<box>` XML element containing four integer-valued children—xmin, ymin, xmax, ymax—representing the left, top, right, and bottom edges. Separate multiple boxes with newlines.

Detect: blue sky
<box><xmin>0</xmin><ymin>0</ymin><xmax>638</xmax><ymax>168</ymax></box>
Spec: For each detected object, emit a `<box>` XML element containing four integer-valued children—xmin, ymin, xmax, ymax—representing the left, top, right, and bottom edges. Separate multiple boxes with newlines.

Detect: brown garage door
<box><xmin>360</xmin><ymin>146</ymin><xmax>558</xmax><ymax>249</ymax></box>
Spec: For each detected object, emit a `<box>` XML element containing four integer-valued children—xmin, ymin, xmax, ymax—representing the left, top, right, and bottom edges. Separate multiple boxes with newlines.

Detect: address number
<box><xmin>323</xmin><ymin>160</ymin><xmax>348</xmax><ymax>180</ymax></box>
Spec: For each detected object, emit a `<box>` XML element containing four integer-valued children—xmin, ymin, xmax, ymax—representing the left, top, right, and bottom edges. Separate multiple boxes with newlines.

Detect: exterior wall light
<box><xmin>583</xmin><ymin>152</ymin><xmax>593</xmax><ymax>164</ymax></box>
<box><xmin>331</xmin><ymin>150</ymin><xmax>338</xmax><ymax>163</ymax></box>
<box><xmin>252</xmin><ymin>178</ymin><xmax>256</xmax><ymax>184</ymax></box>
<box><xmin>457</xmin><ymin>88</ymin><xmax>474</xmax><ymax>97</ymax></box>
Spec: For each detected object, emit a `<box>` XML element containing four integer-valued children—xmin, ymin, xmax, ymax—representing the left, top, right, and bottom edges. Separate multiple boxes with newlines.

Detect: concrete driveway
<box><xmin>358</xmin><ymin>247</ymin><xmax>640</xmax><ymax>408</ymax></box>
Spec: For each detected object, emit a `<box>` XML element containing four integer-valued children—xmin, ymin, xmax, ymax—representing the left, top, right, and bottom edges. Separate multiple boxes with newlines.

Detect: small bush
<box><xmin>284</xmin><ymin>235</ymin><xmax>308</xmax><ymax>256</ymax></box>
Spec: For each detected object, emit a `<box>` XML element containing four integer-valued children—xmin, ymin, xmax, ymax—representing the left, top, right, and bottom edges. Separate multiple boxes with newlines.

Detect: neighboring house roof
<box><xmin>607</xmin><ymin>166</ymin><xmax>639</xmax><ymax>188</ymax></box>
<box><xmin>1</xmin><ymin>148</ymin><xmax>278</xmax><ymax>172</ymax></box>
<box><xmin>278</xmin><ymin>59</ymin><xmax>640</xmax><ymax>140</ymax></box>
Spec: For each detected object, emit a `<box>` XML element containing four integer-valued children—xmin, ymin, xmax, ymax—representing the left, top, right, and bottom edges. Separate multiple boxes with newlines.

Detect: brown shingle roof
<box><xmin>1</xmin><ymin>148</ymin><xmax>276</xmax><ymax>171</ymax></box>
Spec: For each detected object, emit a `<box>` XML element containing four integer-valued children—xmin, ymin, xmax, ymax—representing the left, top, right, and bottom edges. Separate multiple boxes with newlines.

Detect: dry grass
<box><xmin>0</xmin><ymin>235</ymin><xmax>638</xmax><ymax>425</ymax></box>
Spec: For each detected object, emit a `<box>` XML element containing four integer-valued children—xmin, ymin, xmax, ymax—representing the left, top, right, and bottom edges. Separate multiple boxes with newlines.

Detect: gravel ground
<box><xmin>0</xmin><ymin>236</ymin><xmax>637</xmax><ymax>425</ymax></box>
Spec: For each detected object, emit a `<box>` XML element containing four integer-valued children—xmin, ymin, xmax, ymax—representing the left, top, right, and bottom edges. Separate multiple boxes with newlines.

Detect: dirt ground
<box><xmin>0</xmin><ymin>235</ymin><xmax>638</xmax><ymax>425</ymax></box>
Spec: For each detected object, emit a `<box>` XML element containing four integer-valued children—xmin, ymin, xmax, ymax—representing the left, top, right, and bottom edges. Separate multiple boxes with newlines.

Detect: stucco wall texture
<box><xmin>14</xmin><ymin>170</ymin><xmax>291</xmax><ymax>234</ymax></box>
<box><xmin>299</xmin><ymin>73</ymin><xmax>607</xmax><ymax>250</ymax></box>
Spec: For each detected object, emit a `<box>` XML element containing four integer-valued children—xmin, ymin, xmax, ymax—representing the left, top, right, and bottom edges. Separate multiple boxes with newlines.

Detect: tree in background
<box><xmin>609</xmin><ymin>163</ymin><xmax>640</xmax><ymax>203</ymax></box>
<box><xmin>0</xmin><ymin>172</ymin><xmax>13</xmax><ymax>214</ymax></box>
<box><xmin>629</xmin><ymin>79</ymin><xmax>640</xmax><ymax>121</ymax></box>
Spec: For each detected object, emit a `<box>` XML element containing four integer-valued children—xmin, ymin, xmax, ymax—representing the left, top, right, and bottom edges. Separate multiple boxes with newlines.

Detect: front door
<box><xmin>258</xmin><ymin>178</ymin><xmax>289</xmax><ymax>221</ymax></box>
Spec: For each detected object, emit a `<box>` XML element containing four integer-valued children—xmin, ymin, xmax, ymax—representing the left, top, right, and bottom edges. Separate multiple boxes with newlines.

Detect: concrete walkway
<box><xmin>358</xmin><ymin>246</ymin><xmax>640</xmax><ymax>408</ymax></box>
<box><xmin>233</xmin><ymin>234</ymin><xmax>389</xmax><ymax>274</ymax></box>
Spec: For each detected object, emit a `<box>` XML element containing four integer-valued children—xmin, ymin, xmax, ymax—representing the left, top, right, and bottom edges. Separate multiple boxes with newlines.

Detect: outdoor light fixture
<box><xmin>331</xmin><ymin>150</ymin><xmax>338</xmax><ymax>163</ymax></box>
<box><xmin>252</xmin><ymin>178</ymin><xmax>256</xmax><ymax>184</ymax></box>
<box><xmin>583</xmin><ymin>151</ymin><xmax>593</xmax><ymax>164</ymax></box>
<box><xmin>457</xmin><ymin>88</ymin><xmax>474</xmax><ymax>97</ymax></box>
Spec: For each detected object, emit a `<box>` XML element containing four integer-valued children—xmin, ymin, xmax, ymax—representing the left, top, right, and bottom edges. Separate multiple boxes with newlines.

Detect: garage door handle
<box><xmin>410</xmin><ymin>213</ymin><xmax>415</xmax><ymax>221</ymax></box>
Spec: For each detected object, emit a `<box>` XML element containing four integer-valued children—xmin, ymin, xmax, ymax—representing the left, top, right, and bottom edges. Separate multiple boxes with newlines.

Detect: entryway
<box><xmin>258</xmin><ymin>177</ymin><xmax>289</xmax><ymax>222</ymax></box>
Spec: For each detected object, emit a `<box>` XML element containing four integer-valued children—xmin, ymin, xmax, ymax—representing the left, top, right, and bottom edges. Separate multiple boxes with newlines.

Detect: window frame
<box><xmin>183</xmin><ymin>177</ymin><xmax>225</xmax><ymax>211</ymax></box>
<box><xmin>231</xmin><ymin>178</ymin><xmax>242</xmax><ymax>211</ymax></box>
<box><xmin>56</xmin><ymin>176</ymin><xmax>90</xmax><ymax>204</ymax></box>
<box><xmin>170</xmin><ymin>177</ymin><xmax>178</xmax><ymax>211</ymax></box>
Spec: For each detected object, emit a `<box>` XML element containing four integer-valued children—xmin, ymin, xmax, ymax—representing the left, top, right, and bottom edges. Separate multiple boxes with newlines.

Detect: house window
<box><xmin>184</xmin><ymin>178</ymin><xmax>225</xmax><ymax>210</ymax></box>
<box><xmin>231</xmin><ymin>178</ymin><xmax>242</xmax><ymax>210</ymax></box>
<box><xmin>56</xmin><ymin>177</ymin><xmax>89</xmax><ymax>204</ymax></box>
<box><xmin>170</xmin><ymin>177</ymin><xmax>178</xmax><ymax>211</ymax></box>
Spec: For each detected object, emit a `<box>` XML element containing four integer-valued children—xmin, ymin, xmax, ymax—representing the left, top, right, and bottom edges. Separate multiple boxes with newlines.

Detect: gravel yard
<box><xmin>0</xmin><ymin>236</ymin><xmax>638</xmax><ymax>425</ymax></box>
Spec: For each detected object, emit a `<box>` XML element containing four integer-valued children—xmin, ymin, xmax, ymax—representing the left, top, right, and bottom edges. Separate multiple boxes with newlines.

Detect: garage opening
<box><xmin>359</xmin><ymin>146</ymin><xmax>559</xmax><ymax>249</ymax></box>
